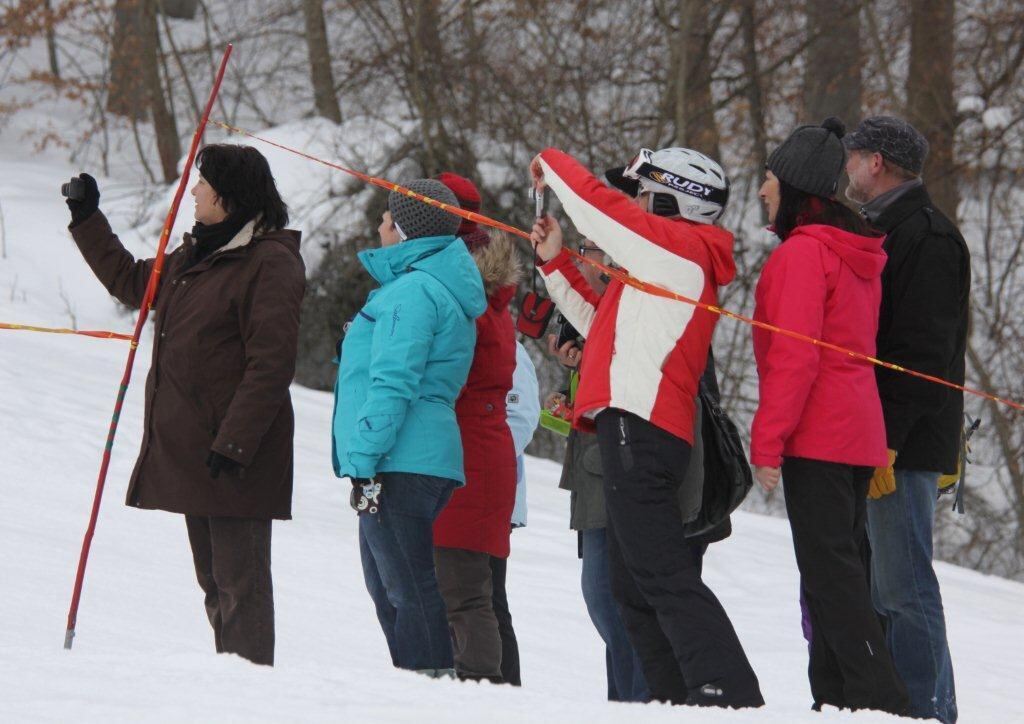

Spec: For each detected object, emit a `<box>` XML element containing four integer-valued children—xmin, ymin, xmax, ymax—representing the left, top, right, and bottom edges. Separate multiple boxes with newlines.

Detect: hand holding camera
<box><xmin>530</xmin><ymin>214</ymin><xmax>563</xmax><ymax>263</ymax></box>
<box><xmin>61</xmin><ymin>173</ymin><xmax>100</xmax><ymax>228</ymax></box>
<box><xmin>547</xmin><ymin>326</ymin><xmax>582</xmax><ymax>369</ymax></box>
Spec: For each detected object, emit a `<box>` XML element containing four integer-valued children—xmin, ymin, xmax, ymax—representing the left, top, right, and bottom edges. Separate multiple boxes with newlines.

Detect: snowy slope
<box><xmin>1</xmin><ymin>152</ymin><xmax>1023</xmax><ymax>724</ymax></box>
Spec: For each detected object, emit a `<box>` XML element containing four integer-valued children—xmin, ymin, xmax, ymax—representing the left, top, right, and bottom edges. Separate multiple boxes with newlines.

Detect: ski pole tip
<box><xmin>63</xmin><ymin>628</ymin><xmax>75</xmax><ymax>650</ymax></box>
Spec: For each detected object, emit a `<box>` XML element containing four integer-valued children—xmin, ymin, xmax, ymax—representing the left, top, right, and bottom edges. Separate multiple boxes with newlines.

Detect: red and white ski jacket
<box><xmin>537</xmin><ymin>148</ymin><xmax>736</xmax><ymax>444</ymax></box>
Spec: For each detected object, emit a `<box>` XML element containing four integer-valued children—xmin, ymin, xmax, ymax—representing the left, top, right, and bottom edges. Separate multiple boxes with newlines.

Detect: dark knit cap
<box><xmin>388</xmin><ymin>179</ymin><xmax>461</xmax><ymax>241</ymax></box>
<box><xmin>460</xmin><ymin>227</ymin><xmax>491</xmax><ymax>252</ymax></box>
<box><xmin>436</xmin><ymin>171</ymin><xmax>482</xmax><ymax>238</ymax></box>
<box><xmin>843</xmin><ymin>116</ymin><xmax>929</xmax><ymax>175</ymax></box>
<box><xmin>767</xmin><ymin>117</ymin><xmax>847</xmax><ymax>197</ymax></box>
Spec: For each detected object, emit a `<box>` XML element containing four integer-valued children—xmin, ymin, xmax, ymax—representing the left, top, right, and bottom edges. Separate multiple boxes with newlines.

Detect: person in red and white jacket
<box><xmin>529</xmin><ymin>147</ymin><xmax>764</xmax><ymax>709</ymax></box>
<box><xmin>752</xmin><ymin>118</ymin><xmax>909</xmax><ymax>716</ymax></box>
<box><xmin>531</xmin><ymin>150</ymin><xmax>734</xmax><ymax>444</ymax></box>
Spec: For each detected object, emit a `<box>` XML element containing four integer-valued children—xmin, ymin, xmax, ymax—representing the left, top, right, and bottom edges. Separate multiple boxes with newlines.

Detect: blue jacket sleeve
<box><xmin>347</xmin><ymin>281</ymin><xmax>439</xmax><ymax>477</ymax></box>
<box><xmin>506</xmin><ymin>342</ymin><xmax>541</xmax><ymax>457</ymax></box>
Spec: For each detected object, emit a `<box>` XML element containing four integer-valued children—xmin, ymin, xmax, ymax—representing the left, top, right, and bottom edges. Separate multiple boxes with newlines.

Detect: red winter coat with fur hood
<box><xmin>433</xmin><ymin>232</ymin><xmax>522</xmax><ymax>558</ymax></box>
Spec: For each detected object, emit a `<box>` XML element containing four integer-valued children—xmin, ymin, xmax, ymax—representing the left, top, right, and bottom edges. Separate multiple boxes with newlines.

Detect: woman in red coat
<box><xmin>751</xmin><ymin>118</ymin><xmax>909</xmax><ymax>715</ymax></box>
<box><xmin>432</xmin><ymin>173</ymin><xmax>522</xmax><ymax>682</ymax></box>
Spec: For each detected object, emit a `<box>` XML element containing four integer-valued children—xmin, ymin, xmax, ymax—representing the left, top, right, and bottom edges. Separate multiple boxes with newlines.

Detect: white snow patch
<box><xmin>982</xmin><ymin>106</ymin><xmax>1013</xmax><ymax>131</ymax></box>
<box><xmin>956</xmin><ymin>95</ymin><xmax>985</xmax><ymax>115</ymax></box>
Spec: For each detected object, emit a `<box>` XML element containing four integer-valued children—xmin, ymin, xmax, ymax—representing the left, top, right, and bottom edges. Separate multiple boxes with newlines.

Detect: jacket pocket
<box><xmin>581</xmin><ymin>441</ymin><xmax>604</xmax><ymax>476</ymax></box>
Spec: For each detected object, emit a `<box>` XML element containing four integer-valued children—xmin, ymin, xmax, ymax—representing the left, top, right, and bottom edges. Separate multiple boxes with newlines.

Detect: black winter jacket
<box><xmin>871</xmin><ymin>185</ymin><xmax>970</xmax><ymax>474</ymax></box>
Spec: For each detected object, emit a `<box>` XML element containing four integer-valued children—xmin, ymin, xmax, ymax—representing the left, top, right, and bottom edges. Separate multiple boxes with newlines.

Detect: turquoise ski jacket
<box><xmin>332</xmin><ymin>235</ymin><xmax>486</xmax><ymax>483</ymax></box>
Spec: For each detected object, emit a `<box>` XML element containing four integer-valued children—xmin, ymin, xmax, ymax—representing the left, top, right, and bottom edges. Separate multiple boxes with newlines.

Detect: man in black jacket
<box><xmin>844</xmin><ymin>116</ymin><xmax>969</xmax><ymax>724</ymax></box>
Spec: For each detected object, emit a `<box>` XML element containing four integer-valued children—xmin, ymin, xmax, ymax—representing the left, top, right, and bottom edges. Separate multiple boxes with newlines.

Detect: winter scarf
<box><xmin>186</xmin><ymin>214</ymin><xmax>251</xmax><ymax>269</ymax></box>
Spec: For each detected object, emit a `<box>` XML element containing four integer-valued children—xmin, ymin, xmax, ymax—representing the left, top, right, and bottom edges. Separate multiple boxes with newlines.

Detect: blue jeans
<box><xmin>359</xmin><ymin>472</ymin><xmax>456</xmax><ymax>671</ymax></box>
<box><xmin>580</xmin><ymin>528</ymin><xmax>650</xmax><ymax>702</ymax></box>
<box><xmin>867</xmin><ymin>469</ymin><xmax>957</xmax><ymax>723</ymax></box>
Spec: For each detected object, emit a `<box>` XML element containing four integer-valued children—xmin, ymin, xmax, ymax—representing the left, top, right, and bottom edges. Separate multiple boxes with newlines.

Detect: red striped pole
<box><xmin>64</xmin><ymin>44</ymin><xmax>234</xmax><ymax>650</ymax></box>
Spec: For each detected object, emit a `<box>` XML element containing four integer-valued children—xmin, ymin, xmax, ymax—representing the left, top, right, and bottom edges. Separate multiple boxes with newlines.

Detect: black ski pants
<box><xmin>596</xmin><ymin>409</ymin><xmax>763</xmax><ymax>708</ymax></box>
<box><xmin>781</xmin><ymin>457</ymin><xmax>909</xmax><ymax>715</ymax></box>
<box><xmin>490</xmin><ymin>554</ymin><xmax>521</xmax><ymax>686</ymax></box>
<box><xmin>185</xmin><ymin>515</ymin><xmax>274</xmax><ymax>666</ymax></box>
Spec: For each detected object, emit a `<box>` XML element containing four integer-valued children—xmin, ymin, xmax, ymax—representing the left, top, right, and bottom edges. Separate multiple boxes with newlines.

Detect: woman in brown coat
<box><xmin>64</xmin><ymin>145</ymin><xmax>305</xmax><ymax>665</ymax></box>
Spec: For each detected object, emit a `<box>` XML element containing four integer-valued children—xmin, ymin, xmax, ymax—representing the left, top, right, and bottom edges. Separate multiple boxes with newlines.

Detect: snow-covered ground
<box><xmin>2</xmin><ymin>147</ymin><xmax>1023</xmax><ymax>724</ymax></box>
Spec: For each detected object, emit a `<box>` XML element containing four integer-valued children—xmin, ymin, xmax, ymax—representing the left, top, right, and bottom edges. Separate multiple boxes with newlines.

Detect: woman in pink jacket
<box><xmin>751</xmin><ymin>118</ymin><xmax>909</xmax><ymax>716</ymax></box>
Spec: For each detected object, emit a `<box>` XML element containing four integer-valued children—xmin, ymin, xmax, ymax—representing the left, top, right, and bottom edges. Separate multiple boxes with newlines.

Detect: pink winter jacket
<box><xmin>750</xmin><ymin>224</ymin><xmax>889</xmax><ymax>469</ymax></box>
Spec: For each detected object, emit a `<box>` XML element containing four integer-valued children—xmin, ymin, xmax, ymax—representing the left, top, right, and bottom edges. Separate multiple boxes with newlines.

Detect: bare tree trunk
<box><xmin>740</xmin><ymin>0</ymin><xmax>768</xmax><ymax>223</ymax></box>
<box><xmin>670</xmin><ymin>0</ymin><xmax>692</xmax><ymax>147</ymax></box>
<box><xmin>907</xmin><ymin>0</ymin><xmax>959</xmax><ymax>219</ymax></box>
<box><xmin>302</xmin><ymin>0</ymin><xmax>342</xmax><ymax>123</ymax></box>
<box><xmin>684</xmin><ymin>0</ymin><xmax>720</xmax><ymax>159</ymax></box>
<box><xmin>142</xmin><ymin>0</ymin><xmax>181</xmax><ymax>183</ymax></box>
<box><xmin>44</xmin><ymin>0</ymin><xmax>60</xmax><ymax>79</ymax></box>
<box><xmin>108</xmin><ymin>0</ymin><xmax>146</xmax><ymax>119</ymax></box>
<box><xmin>664</xmin><ymin>0</ymin><xmax>720</xmax><ymax>158</ymax></box>
<box><xmin>803</xmin><ymin>0</ymin><xmax>862</xmax><ymax>126</ymax></box>
<box><xmin>804</xmin><ymin>0</ymin><xmax>862</xmax><ymax>203</ymax></box>
<box><xmin>461</xmin><ymin>0</ymin><xmax>482</xmax><ymax>134</ymax></box>
<box><xmin>158</xmin><ymin>0</ymin><xmax>201</xmax><ymax>123</ymax></box>
<box><xmin>400</xmin><ymin>0</ymin><xmax>473</xmax><ymax>175</ymax></box>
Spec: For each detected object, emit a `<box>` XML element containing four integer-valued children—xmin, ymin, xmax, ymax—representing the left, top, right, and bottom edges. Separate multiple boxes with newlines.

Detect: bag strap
<box><xmin>951</xmin><ymin>415</ymin><xmax>981</xmax><ymax>514</ymax></box>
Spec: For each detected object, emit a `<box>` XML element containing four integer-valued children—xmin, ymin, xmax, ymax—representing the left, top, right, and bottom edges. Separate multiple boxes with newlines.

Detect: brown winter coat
<box><xmin>70</xmin><ymin>211</ymin><xmax>305</xmax><ymax>519</ymax></box>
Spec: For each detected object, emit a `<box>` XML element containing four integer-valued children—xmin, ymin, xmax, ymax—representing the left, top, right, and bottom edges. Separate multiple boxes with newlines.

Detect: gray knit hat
<box><xmin>843</xmin><ymin>116</ymin><xmax>929</xmax><ymax>175</ymax></box>
<box><xmin>767</xmin><ymin>117</ymin><xmax>847</xmax><ymax>197</ymax></box>
<box><xmin>388</xmin><ymin>179</ymin><xmax>461</xmax><ymax>241</ymax></box>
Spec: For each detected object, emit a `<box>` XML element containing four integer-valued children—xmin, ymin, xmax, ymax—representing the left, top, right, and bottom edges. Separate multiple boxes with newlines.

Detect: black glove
<box><xmin>349</xmin><ymin>477</ymin><xmax>382</xmax><ymax>515</ymax></box>
<box><xmin>65</xmin><ymin>173</ymin><xmax>100</xmax><ymax>228</ymax></box>
<box><xmin>206</xmin><ymin>450</ymin><xmax>244</xmax><ymax>479</ymax></box>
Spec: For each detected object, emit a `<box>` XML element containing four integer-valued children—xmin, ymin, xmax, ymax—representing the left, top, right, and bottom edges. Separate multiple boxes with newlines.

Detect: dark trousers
<box><xmin>782</xmin><ymin>457</ymin><xmax>909</xmax><ymax>714</ymax></box>
<box><xmin>185</xmin><ymin>515</ymin><xmax>274</xmax><ymax>666</ymax></box>
<box><xmin>489</xmin><ymin>554</ymin><xmax>521</xmax><ymax>686</ymax></box>
<box><xmin>580</xmin><ymin>528</ymin><xmax>649</xmax><ymax>702</ymax></box>
<box><xmin>434</xmin><ymin>547</ymin><xmax>502</xmax><ymax>679</ymax></box>
<box><xmin>596</xmin><ymin>409</ymin><xmax>763</xmax><ymax>708</ymax></box>
<box><xmin>360</xmin><ymin>473</ymin><xmax>455</xmax><ymax>671</ymax></box>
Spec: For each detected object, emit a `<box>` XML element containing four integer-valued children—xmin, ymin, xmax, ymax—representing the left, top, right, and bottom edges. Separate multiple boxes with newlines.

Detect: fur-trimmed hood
<box><xmin>471</xmin><ymin>231</ymin><xmax>522</xmax><ymax>297</ymax></box>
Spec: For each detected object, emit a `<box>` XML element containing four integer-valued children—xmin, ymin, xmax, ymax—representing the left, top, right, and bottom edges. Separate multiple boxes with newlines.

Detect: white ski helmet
<box><xmin>623</xmin><ymin>147</ymin><xmax>729</xmax><ymax>224</ymax></box>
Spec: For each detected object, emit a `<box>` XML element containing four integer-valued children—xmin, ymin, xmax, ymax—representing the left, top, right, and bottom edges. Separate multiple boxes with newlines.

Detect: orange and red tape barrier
<box><xmin>214</xmin><ymin>119</ymin><xmax>1023</xmax><ymax>414</ymax></box>
<box><xmin>0</xmin><ymin>322</ymin><xmax>132</xmax><ymax>342</ymax></box>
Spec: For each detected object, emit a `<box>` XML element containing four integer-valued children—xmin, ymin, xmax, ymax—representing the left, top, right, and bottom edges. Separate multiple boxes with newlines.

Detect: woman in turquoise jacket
<box><xmin>332</xmin><ymin>179</ymin><xmax>485</xmax><ymax>676</ymax></box>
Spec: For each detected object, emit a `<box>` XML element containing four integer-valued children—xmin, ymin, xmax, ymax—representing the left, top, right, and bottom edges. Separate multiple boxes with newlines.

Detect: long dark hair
<box><xmin>773</xmin><ymin>178</ymin><xmax>874</xmax><ymax>241</ymax></box>
<box><xmin>195</xmin><ymin>144</ymin><xmax>289</xmax><ymax>230</ymax></box>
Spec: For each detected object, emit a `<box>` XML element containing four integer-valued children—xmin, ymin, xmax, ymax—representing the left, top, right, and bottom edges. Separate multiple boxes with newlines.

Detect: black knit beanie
<box><xmin>767</xmin><ymin>117</ymin><xmax>847</xmax><ymax>197</ymax></box>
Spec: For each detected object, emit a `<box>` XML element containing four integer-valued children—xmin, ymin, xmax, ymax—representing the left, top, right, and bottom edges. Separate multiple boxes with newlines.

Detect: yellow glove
<box><xmin>938</xmin><ymin>456</ymin><xmax>962</xmax><ymax>492</ymax></box>
<box><xmin>868</xmin><ymin>449</ymin><xmax>898</xmax><ymax>499</ymax></box>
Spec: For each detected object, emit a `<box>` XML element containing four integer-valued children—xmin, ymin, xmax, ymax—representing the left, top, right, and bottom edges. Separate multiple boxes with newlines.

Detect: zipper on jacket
<box><xmin>614</xmin><ymin>413</ymin><xmax>633</xmax><ymax>480</ymax></box>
